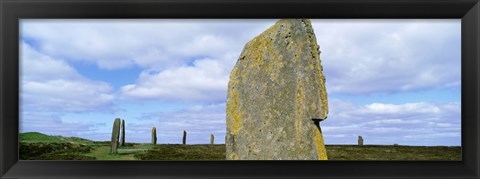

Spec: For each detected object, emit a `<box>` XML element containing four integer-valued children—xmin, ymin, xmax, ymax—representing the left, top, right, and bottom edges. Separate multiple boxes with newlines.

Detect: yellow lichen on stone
<box><xmin>273</xmin><ymin>109</ymin><xmax>280</xmax><ymax>116</ymax></box>
<box><xmin>230</xmin><ymin>151</ymin><xmax>239</xmax><ymax>160</ymax></box>
<box><xmin>229</xmin><ymin>66</ymin><xmax>240</xmax><ymax>86</ymax></box>
<box><xmin>270</xmin><ymin>59</ymin><xmax>285</xmax><ymax>82</ymax></box>
<box><xmin>293</xmin><ymin>46</ymin><xmax>301</xmax><ymax>62</ymax></box>
<box><xmin>261</xmin><ymin>83</ymin><xmax>267</xmax><ymax>91</ymax></box>
<box><xmin>287</xmin><ymin>42</ymin><xmax>294</xmax><ymax>51</ymax></box>
<box><xmin>314</xmin><ymin>48</ymin><xmax>329</xmax><ymax>118</ymax></box>
<box><xmin>295</xmin><ymin>79</ymin><xmax>305</xmax><ymax>141</ymax></box>
<box><xmin>314</xmin><ymin>127</ymin><xmax>328</xmax><ymax>160</ymax></box>
<box><xmin>246</xmin><ymin>26</ymin><xmax>276</xmax><ymax>73</ymax></box>
<box><xmin>305</xmin><ymin>50</ymin><xmax>329</xmax><ymax>118</ymax></box>
<box><xmin>227</xmin><ymin>89</ymin><xmax>242</xmax><ymax>135</ymax></box>
<box><xmin>310</xmin><ymin>102</ymin><xmax>317</xmax><ymax>113</ymax></box>
<box><xmin>318</xmin><ymin>74</ymin><xmax>328</xmax><ymax>118</ymax></box>
<box><xmin>226</xmin><ymin>66</ymin><xmax>244</xmax><ymax>135</ymax></box>
<box><xmin>306</xmin><ymin>25</ymin><xmax>329</xmax><ymax>119</ymax></box>
<box><xmin>265</xmin><ymin>61</ymin><xmax>273</xmax><ymax>77</ymax></box>
<box><xmin>309</xmin><ymin>63</ymin><xmax>315</xmax><ymax>70</ymax></box>
<box><xmin>240</xmin><ymin>67</ymin><xmax>248</xmax><ymax>84</ymax></box>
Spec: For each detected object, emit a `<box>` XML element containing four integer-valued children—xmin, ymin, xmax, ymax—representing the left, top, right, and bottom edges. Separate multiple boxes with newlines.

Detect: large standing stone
<box><xmin>226</xmin><ymin>19</ymin><xmax>329</xmax><ymax>160</ymax></box>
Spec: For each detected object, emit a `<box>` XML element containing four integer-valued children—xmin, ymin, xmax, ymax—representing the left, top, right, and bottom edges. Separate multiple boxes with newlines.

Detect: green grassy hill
<box><xmin>20</xmin><ymin>132</ymin><xmax>94</xmax><ymax>145</ymax></box>
<box><xmin>20</xmin><ymin>132</ymin><xmax>96</xmax><ymax>160</ymax></box>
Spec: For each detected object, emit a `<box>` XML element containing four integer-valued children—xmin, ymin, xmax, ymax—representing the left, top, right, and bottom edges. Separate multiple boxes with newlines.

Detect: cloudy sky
<box><xmin>20</xmin><ymin>19</ymin><xmax>461</xmax><ymax>146</ymax></box>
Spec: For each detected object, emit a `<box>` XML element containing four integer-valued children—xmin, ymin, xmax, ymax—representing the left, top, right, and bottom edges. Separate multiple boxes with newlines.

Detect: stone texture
<box><xmin>358</xmin><ymin>136</ymin><xmax>364</xmax><ymax>146</ymax></box>
<box><xmin>226</xmin><ymin>19</ymin><xmax>329</xmax><ymax>160</ymax></box>
<box><xmin>110</xmin><ymin>118</ymin><xmax>121</xmax><ymax>153</ymax></box>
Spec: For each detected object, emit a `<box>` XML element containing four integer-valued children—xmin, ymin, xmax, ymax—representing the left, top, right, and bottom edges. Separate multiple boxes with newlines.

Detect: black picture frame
<box><xmin>1</xmin><ymin>0</ymin><xmax>479</xmax><ymax>178</ymax></box>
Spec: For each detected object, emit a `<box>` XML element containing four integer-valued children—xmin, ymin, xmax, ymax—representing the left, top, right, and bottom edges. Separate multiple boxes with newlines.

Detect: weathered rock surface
<box><xmin>226</xmin><ymin>19</ymin><xmax>329</xmax><ymax>160</ymax></box>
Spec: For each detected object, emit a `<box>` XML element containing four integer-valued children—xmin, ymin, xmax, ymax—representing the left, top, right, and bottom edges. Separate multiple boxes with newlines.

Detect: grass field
<box><xmin>326</xmin><ymin>145</ymin><xmax>461</xmax><ymax>160</ymax></box>
<box><xmin>19</xmin><ymin>132</ymin><xmax>461</xmax><ymax>160</ymax></box>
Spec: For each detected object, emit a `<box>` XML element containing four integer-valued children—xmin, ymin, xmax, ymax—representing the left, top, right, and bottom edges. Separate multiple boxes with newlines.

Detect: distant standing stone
<box><xmin>226</xmin><ymin>19</ymin><xmax>329</xmax><ymax>160</ymax></box>
<box><xmin>120</xmin><ymin>119</ymin><xmax>125</xmax><ymax>146</ymax></box>
<box><xmin>358</xmin><ymin>136</ymin><xmax>364</xmax><ymax>146</ymax></box>
<box><xmin>183</xmin><ymin>130</ymin><xmax>187</xmax><ymax>145</ymax></box>
<box><xmin>152</xmin><ymin>127</ymin><xmax>157</xmax><ymax>145</ymax></box>
<box><xmin>210</xmin><ymin>134</ymin><xmax>215</xmax><ymax>145</ymax></box>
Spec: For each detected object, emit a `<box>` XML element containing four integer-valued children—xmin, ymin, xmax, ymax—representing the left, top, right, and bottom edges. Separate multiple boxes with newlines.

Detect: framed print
<box><xmin>1</xmin><ymin>0</ymin><xmax>479</xmax><ymax>178</ymax></box>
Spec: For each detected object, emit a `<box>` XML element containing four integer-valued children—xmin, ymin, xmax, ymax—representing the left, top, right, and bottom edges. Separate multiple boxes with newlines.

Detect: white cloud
<box><xmin>22</xmin><ymin>80</ymin><xmax>115</xmax><ymax>112</ymax></box>
<box><xmin>21</xmin><ymin>19</ymin><xmax>275</xmax><ymax>70</ymax></box>
<box><xmin>21</xmin><ymin>42</ymin><xmax>116</xmax><ymax>112</ymax></box>
<box><xmin>121</xmin><ymin>58</ymin><xmax>230</xmax><ymax>102</ymax></box>
<box><xmin>21</xmin><ymin>42</ymin><xmax>81</xmax><ymax>81</ymax></box>
<box><xmin>20</xmin><ymin>113</ymin><xmax>104</xmax><ymax>137</ymax></box>
<box><xmin>364</xmin><ymin>102</ymin><xmax>441</xmax><ymax>115</ymax></box>
<box><xmin>321</xmin><ymin>99</ymin><xmax>461</xmax><ymax>146</ymax></box>
<box><xmin>22</xmin><ymin>19</ymin><xmax>461</xmax><ymax>102</ymax></box>
<box><xmin>312</xmin><ymin>19</ymin><xmax>461</xmax><ymax>95</ymax></box>
<box><xmin>21</xmin><ymin>19</ymin><xmax>277</xmax><ymax>103</ymax></box>
<box><xmin>126</xmin><ymin>103</ymin><xmax>226</xmax><ymax>144</ymax></box>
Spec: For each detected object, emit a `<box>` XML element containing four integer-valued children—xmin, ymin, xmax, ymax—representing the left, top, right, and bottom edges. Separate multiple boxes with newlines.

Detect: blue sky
<box><xmin>19</xmin><ymin>19</ymin><xmax>461</xmax><ymax>146</ymax></box>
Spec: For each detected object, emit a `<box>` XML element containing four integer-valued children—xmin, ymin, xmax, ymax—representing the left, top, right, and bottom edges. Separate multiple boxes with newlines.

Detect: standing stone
<box><xmin>226</xmin><ymin>19</ymin><xmax>329</xmax><ymax>160</ymax></box>
<box><xmin>110</xmin><ymin>118</ymin><xmax>121</xmax><ymax>154</ymax></box>
<box><xmin>210</xmin><ymin>134</ymin><xmax>215</xmax><ymax>145</ymax></box>
<box><xmin>152</xmin><ymin>127</ymin><xmax>157</xmax><ymax>145</ymax></box>
<box><xmin>183</xmin><ymin>130</ymin><xmax>187</xmax><ymax>145</ymax></box>
<box><xmin>120</xmin><ymin>119</ymin><xmax>125</xmax><ymax>146</ymax></box>
<box><xmin>358</xmin><ymin>136</ymin><xmax>364</xmax><ymax>146</ymax></box>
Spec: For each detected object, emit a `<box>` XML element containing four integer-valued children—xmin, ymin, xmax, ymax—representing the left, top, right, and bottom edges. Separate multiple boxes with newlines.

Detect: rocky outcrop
<box><xmin>226</xmin><ymin>19</ymin><xmax>329</xmax><ymax>160</ymax></box>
